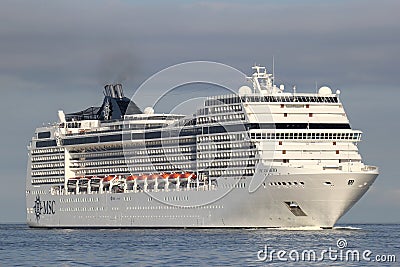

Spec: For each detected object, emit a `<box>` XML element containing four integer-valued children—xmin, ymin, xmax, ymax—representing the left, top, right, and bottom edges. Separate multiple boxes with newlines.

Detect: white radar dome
<box><xmin>143</xmin><ymin>107</ymin><xmax>154</xmax><ymax>115</ymax></box>
<box><xmin>238</xmin><ymin>85</ymin><xmax>252</xmax><ymax>95</ymax></box>
<box><xmin>318</xmin><ymin>86</ymin><xmax>332</xmax><ymax>96</ymax></box>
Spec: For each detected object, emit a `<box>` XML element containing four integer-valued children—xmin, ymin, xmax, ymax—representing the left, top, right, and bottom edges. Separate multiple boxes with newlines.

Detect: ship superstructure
<box><xmin>26</xmin><ymin>66</ymin><xmax>378</xmax><ymax>228</ymax></box>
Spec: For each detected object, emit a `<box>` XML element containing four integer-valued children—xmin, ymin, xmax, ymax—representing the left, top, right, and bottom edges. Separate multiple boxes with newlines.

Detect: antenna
<box><xmin>272</xmin><ymin>56</ymin><xmax>275</xmax><ymax>85</ymax></box>
<box><xmin>293</xmin><ymin>85</ymin><xmax>297</xmax><ymax>101</ymax></box>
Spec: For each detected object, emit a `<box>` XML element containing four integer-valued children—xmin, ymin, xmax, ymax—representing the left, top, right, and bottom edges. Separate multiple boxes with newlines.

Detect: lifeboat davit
<box><xmin>90</xmin><ymin>176</ymin><xmax>102</xmax><ymax>187</ymax></box>
<box><xmin>78</xmin><ymin>177</ymin><xmax>90</xmax><ymax>187</ymax></box>
<box><xmin>179</xmin><ymin>172</ymin><xmax>193</xmax><ymax>182</ymax></box>
<box><xmin>137</xmin><ymin>174</ymin><xmax>148</xmax><ymax>184</ymax></box>
<box><xmin>67</xmin><ymin>177</ymin><xmax>79</xmax><ymax>188</ymax></box>
<box><xmin>157</xmin><ymin>173</ymin><xmax>168</xmax><ymax>186</ymax></box>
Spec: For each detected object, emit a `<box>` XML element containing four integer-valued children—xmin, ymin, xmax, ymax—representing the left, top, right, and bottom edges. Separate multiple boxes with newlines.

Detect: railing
<box><xmin>50</xmin><ymin>183</ymin><xmax>217</xmax><ymax>196</ymax></box>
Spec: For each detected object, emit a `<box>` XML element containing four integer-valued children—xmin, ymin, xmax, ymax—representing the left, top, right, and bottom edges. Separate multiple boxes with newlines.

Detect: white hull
<box><xmin>27</xmin><ymin>168</ymin><xmax>378</xmax><ymax>228</ymax></box>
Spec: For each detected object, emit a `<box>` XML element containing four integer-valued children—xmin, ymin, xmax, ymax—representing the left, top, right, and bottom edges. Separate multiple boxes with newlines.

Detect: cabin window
<box><xmin>37</xmin><ymin>131</ymin><xmax>51</xmax><ymax>139</ymax></box>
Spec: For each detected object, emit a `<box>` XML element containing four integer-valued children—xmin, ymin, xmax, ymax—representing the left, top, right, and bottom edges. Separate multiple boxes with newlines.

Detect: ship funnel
<box><xmin>113</xmin><ymin>84</ymin><xmax>124</xmax><ymax>98</ymax></box>
<box><xmin>110</xmin><ymin>85</ymin><xmax>116</xmax><ymax>98</ymax></box>
<box><xmin>104</xmin><ymin>84</ymin><xmax>112</xmax><ymax>97</ymax></box>
<box><xmin>104</xmin><ymin>84</ymin><xmax>124</xmax><ymax>99</ymax></box>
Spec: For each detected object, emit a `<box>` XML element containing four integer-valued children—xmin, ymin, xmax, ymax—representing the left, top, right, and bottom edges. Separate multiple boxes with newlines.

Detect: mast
<box><xmin>247</xmin><ymin>65</ymin><xmax>281</xmax><ymax>94</ymax></box>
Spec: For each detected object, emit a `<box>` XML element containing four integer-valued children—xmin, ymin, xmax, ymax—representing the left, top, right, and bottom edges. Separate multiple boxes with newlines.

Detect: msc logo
<box><xmin>33</xmin><ymin>195</ymin><xmax>55</xmax><ymax>222</ymax></box>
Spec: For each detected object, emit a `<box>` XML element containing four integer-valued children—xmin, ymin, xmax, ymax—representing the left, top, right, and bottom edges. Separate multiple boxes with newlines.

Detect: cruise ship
<box><xmin>26</xmin><ymin>65</ymin><xmax>378</xmax><ymax>228</ymax></box>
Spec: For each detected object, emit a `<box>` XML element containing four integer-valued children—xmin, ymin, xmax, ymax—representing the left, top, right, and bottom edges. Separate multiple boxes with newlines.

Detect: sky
<box><xmin>0</xmin><ymin>0</ymin><xmax>399</xmax><ymax>223</ymax></box>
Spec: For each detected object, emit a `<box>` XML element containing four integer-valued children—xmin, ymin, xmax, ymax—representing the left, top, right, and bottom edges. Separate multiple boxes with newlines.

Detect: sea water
<box><xmin>0</xmin><ymin>224</ymin><xmax>398</xmax><ymax>266</ymax></box>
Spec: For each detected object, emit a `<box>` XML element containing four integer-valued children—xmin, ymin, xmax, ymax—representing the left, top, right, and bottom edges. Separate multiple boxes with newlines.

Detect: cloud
<box><xmin>1</xmin><ymin>0</ymin><xmax>399</xmax><ymax>92</ymax></box>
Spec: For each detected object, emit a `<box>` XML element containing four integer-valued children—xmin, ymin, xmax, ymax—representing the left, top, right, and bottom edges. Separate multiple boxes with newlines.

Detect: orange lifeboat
<box><xmin>149</xmin><ymin>174</ymin><xmax>160</xmax><ymax>180</ymax></box>
<box><xmin>168</xmin><ymin>173</ymin><xmax>181</xmax><ymax>181</ymax></box>
<box><xmin>126</xmin><ymin>175</ymin><xmax>138</xmax><ymax>183</ymax></box>
<box><xmin>138</xmin><ymin>174</ymin><xmax>148</xmax><ymax>180</ymax></box>
<box><xmin>161</xmin><ymin>173</ymin><xmax>170</xmax><ymax>179</ymax></box>
<box><xmin>137</xmin><ymin>174</ymin><xmax>148</xmax><ymax>183</ymax></box>
<box><xmin>126</xmin><ymin>175</ymin><xmax>138</xmax><ymax>181</ymax></box>
<box><xmin>103</xmin><ymin>175</ymin><xmax>115</xmax><ymax>183</ymax></box>
<box><xmin>147</xmin><ymin>174</ymin><xmax>159</xmax><ymax>184</ymax></box>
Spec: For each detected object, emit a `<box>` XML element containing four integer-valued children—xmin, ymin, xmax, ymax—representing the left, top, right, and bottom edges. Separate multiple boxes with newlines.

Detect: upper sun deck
<box><xmin>205</xmin><ymin>93</ymin><xmax>340</xmax><ymax>107</ymax></box>
<box><xmin>205</xmin><ymin>65</ymin><xmax>341</xmax><ymax>106</ymax></box>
